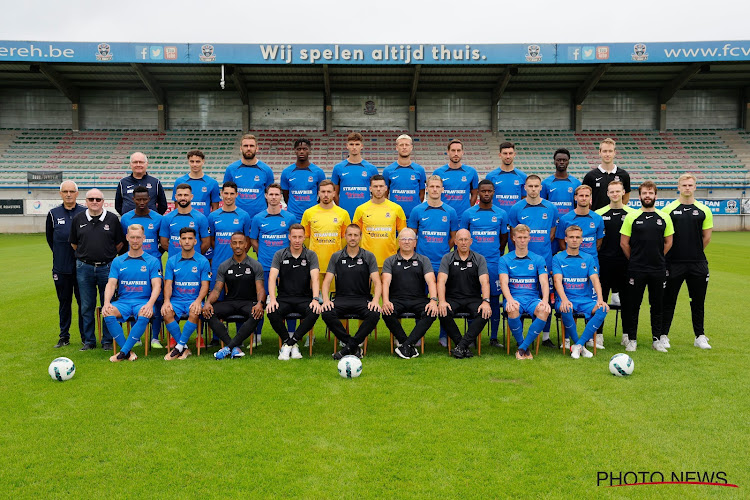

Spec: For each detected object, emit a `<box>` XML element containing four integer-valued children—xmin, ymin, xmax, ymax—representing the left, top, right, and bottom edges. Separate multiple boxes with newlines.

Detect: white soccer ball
<box><xmin>609</xmin><ymin>353</ymin><xmax>634</xmax><ymax>377</ymax></box>
<box><xmin>337</xmin><ymin>355</ymin><xmax>362</xmax><ymax>379</ymax></box>
<box><xmin>49</xmin><ymin>357</ymin><xmax>76</xmax><ymax>381</ymax></box>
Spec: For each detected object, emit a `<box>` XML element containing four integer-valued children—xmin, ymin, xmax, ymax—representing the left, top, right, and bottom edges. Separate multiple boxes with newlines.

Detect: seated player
<box><xmin>162</xmin><ymin>227</ymin><xmax>211</xmax><ymax>361</ymax></box>
<box><xmin>552</xmin><ymin>225</ymin><xmax>609</xmax><ymax>359</ymax></box>
<box><xmin>102</xmin><ymin>224</ymin><xmax>162</xmax><ymax>362</ymax></box>
<box><xmin>499</xmin><ymin>224</ymin><xmax>551</xmax><ymax>360</ymax></box>
<box><xmin>202</xmin><ymin>232</ymin><xmax>266</xmax><ymax>360</ymax></box>
<box><xmin>267</xmin><ymin>224</ymin><xmax>322</xmax><ymax>360</ymax></box>
<box><xmin>320</xmin><ymin>224</ymin><xmax>382</xmax><ymax>360</ymax></box>
<box><xmin>381</xmin><ymin>228</ymin><xmax>439</xmax><ymax>359</ymax></box>
<box><xmin>437</xmin><ymin>229</ymin><xmax>492</xmax><ymax>359</ymax></box>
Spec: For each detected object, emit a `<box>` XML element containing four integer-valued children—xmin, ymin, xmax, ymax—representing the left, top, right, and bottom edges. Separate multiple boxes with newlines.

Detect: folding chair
<box><xmin>388</xmin><ymin>312</ymin><xmax>426</xmax><ymax>355</ymax></box>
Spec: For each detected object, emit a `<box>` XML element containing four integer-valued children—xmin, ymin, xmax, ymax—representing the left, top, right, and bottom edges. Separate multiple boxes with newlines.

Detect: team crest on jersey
<box><xmin>442</xmin><ymin>216</ymin><xmax>448</xmax><ymax>222</ymax></box>
<box><xmin>514</xmin><ymin>180</ymin><xmax>520</xmax><ymax>185</ymax></box>
<box><xmin>245</xmin><ymin>268</ymin><xmax>251</xmax><ymax>274</ymax></box>
<box><xmin>568</xmin><ymin>187</ymin><xmax>573</xmax><ymax>193</ymax></box>
<box><xmin>202</xmin><ymin>186</ymin><xmax>207</xmax><ymax>192</ymax></box>
<box><xmin>189</xmin><ymin>221</ymin><xmax>195</xmax><ymax>227</ymax></box>
<box><xmin>692</xmin><ymin>210</ymin><xmax>699</xmax><ymax>216</ymax></box>
<box><xmin>57</xmin><ymin>218</ymin><xmax>65</xmax><ymax>224</ymax></box>
<box><xmin>461</xmin><ymin>176</ymin><xmax>467</xmax><ymax>182</ymax></box>
<box><xmin>281</xmin><ymin>221</ymin><xmax>286</xmax><ymax>227</ymax></box>
<box><xmin>590</xmin><ymin>222</ymin><xmax>595</xmax><ymax>228</ymax></box>
<box><xmin>192</xmin><ymin>266</ymin><xmax>198</xmax><ymax>273</ymax></box>
<box><xmin>53</xmin><ymin>273</ymin><xmax>58</xmax><ymax>280</ymax></box>
<box><xmin>333</xmin><ymin>217</ymin><xmax>338</xmax><ymax>223</ymax></box>
<box><xmin>657</xmin><ymin>219</ymin><xmax>663</xmax><ymax>225</ymax></box>
<box><xmin>613</xmin><ymin>176</ymin><xmax>620</xmax><ymax>182</ymax></box>
<box><xmin>413</xmin><ymin>261</ymin><xmax>419</xmax><ymax>266</ymax></box>
<box><xmin>301</xmin><ymin>260</ymin><xmax>307</xmax><ymax>266</ymax></box>
<box><xmin>410</xmin><ymin>175</ymin><xmax>416</xmax><ymax>180</ymax></box>
<box><xmin>386</xmin><ymin>212</ymin><xmax>391</xmax><ymax>218</ymax></box>
<box><xmin>140</xmin><ymin>265</ymin><xmax>147</xmax><ymax>272</ymax></box>
<box><xmin>146</xmin><ymin>183</ymin><xmax>152</xmax><ymax>189</ymax></box>
<box><xmin>581</xmin><ymin>262</ymin><xmax>587</xmax><ymax>269</ymax></box>
<box><xmin>361</xmin><ymin>171</ymin><xmax>367</xmax><ymax>177</ymax></box>
<box><xmin>104</xmin><ymin>224</ymin><xmax>110</xmax><ymax>230</ymax></box>
<box><xmin>542</xmin><ymin>213</ymin><xmax>548</xmax><ymax>219</ymax></box>
<box><xmin>254</xmin><ymin>176</ymin><xmax>260</xmax><ymax>181</ymax></box>
<box><xmin>491</xmin><ymin>216</ymin><xmax>497</xmax><ymax>222</ymax></box>
<box><xmin>357</xmin><ymin>258</ymin><xmax>363</xmax><ymax>264</ymax></box>
<box><xmin>307</xmin><ymin>176</ymin><xmax>314</xmax><ymax>183</ymax></box>
<box><xmin>148</xmin><ymin>223</ymin><xmax>154</xmax><ymax>230</ymax></box>
<box><xmin>528</xmin><ymin>264</ymin><xmax>535</xmax><ymax>270</ymax></box>
<box><xmin>467</xmin><ymin>262</ymin><xmax>472</xmax><ymax>267</ymax></box>
<box><xmin>233</xmin><ymin>218</ymin><xmax>239</xmax><ymax>224</ymax></box>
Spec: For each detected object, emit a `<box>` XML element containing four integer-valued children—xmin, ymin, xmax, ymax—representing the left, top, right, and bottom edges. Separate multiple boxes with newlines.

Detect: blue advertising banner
<box><xmin>627</xmin><ymin>199</ymin><xmax>741</xmax><ymax>215</ymax></box>
<box><xmin>2</xmin><ymin>40</ymin><xmax>749</xmax><ymax>65</ymax></box>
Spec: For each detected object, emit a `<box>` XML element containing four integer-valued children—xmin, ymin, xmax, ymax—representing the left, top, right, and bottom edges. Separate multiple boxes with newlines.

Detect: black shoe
<box><xmin>353</xmin><ymin>346</ymin><xmax>364</xmax><ymax>359</ymax></box>
<box><xmin>208</xmin><ymin>338</ymin><xmax>221</xmax><ymax>347</ymax></box>
<box><xmin>542</xmin><ymin>339</ymin><xmax>556</xmax><ymax>348</ymax></box>
<box><xmin>395</xmin><ymin>345</ymin><xmax>410</xmax><ymax>359</ymax></box>
<box><xmin>450</xmin><ymin>346</ymin><xmax>467</xmax><ymax>359</ymax></box>
<box><xmin>55</xmin><ymin>339</ymin><xmax>70</xmax><ymax>348</ymax></box>
<box><xmin>79</xmin><ymin>343</ymin><xmax>95</xmax><ymax>351</ymax></box>
<box><xmin>332</xmin><ymin>345</ymin><xmax>352</xmax><ymax>361</ymax></box>
<box><xmin>101</xmin><ymin>343</ymin><xmax>113</xmax><ymax>351</ymax></box>
<box><xmin>463</xmin><ymin>345</ymin><xmax>475</xmax><ymax>358</ymax></box>
<box><xmin>489</xmin><ymin>338</ymin><xmax>504</xmax><ymax>348</ymax></box>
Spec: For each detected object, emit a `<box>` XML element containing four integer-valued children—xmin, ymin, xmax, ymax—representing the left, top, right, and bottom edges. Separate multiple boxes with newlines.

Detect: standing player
<box><xmin>46</xmin><ymin>180</ymin><xmax>85</xmax><ymax>348</ymax></box>
<box><xmin>352</xmin><ymin>175</ymin><xmax>407</xmax><ymax>270</ymax></box>
<box><xmin>160</xmin><ymin>184</ymin><xmax>210</xmax><ymax>260</ymax></box>
<box><xmin>162</xmin><ymin>227</ymin><xmax>211</xmax><ymax>360</ymax></box>
<box><xmin>223</xmin><ymin>134</ymin><xmax>275</xmax><ymax>219</ymax></box>
<box><xmin>552</xmin><ymin>225</ymin><xmax>609</xmax><ymax>359</ymax></box>
<box><xmin>485</xmin><ymin>141</ymin><xmax>527</xmax><ymax>211</ymax></box>
<box><xmin>583</xmin><ymin>138</ymin><xmax>631</xmax><ymax>210</ymax></box>
<box><xmin>207</xmin><ymin>182</ymin><xmax>252</xmax><ymax>292</ymax></box>
<box><xmin>460</xmin><ymin>179</ymin><xmax>509</xmax><ymax>346</ymax></box>
<box><xmin>555</xmin><ymin>185</ymin><xmax>604</xmax><ymax>260</ymax></box>
<box><xmin>499</xmin><ymin>225</ymin><xmax>551</xmax><ymax>360</ymax></box>
<box><xmin>620</xmin><ymin>181</ymin><xmax>674</xmax><ymax>352</ymax></box>
<box><xmin>102</xmin><ymin>224</ymin><xmax>162</xmax><ymax>362</ymax></box>
<box><xmin>381</xmin><ymin>229</ymin><xmax>439</xmax><ymax>359</ymax></box>
<box><xmin>172</xmin><ymin>150</ymin><xmax>220</xmax><ymax>217</ymax></box>
<box><xmin>433</xmin><ymin>140</ymin><xmax>479</xmax><ymax>215</ymax></box>
<box><xmin>382</xmin><ymin>134</ymin><xmax>426</xmax><ymax>218</ymax></box>
<box><xmin>115</xmin><ymin>152</ymin><xmax>168</xmax><ymax>215</ymax></box>
<box><xmin>331</xmin><ymin>132</ymin><xmax>379</xmax><ymax>219</ymax></box>
<box><xmin>541</xmin><ymin>148</ymin><xmax>580</xmax><ymax>217</ymax></box>
<box><xmin>661</xmin><ymin>173</ymin><xmax>713</xmax><ymax>349</ymax></box>
<box><xmin>280</xmin><ymin>139</ymin><xmax>326</xmax><ymax>222</ymax></box>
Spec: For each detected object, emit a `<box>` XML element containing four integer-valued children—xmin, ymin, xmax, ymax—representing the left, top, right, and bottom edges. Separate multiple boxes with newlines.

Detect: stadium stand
<box><xmin>0</xmin><ymin>128</ymin><xmax>748</xmax><ymax>189</ymax></box>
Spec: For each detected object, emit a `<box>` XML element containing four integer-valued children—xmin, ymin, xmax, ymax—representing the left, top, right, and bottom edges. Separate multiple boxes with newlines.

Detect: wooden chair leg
<box><xmin>145</xmin><ymin>324</ymin><xmax>150</xmax><ymax>356</ymax></box>
<box><xmin>506</xmin><ymin>322</ymin><xmax>511</xmax><ymax>355</ymax></box>
<box><xmin>478</xmin><ymin>330</ymin><xmax>481</xmax><ymax>356</ymax></box>
<box><xmin>309</xmin><ymin>329</ymin><xmax>314</xmax><ymax>357</ymax></box>
<box><xmin>390</xmin><ymin>333</ymin><xmax>394</xmax><ymax>354</ymax></box>
<box><xmin>96</xmin><ymin>306</ymin><xmax>102</xmax><ymax>344</ymax></box>
<box><xmin>421</xmin><ymin>336</ymin><xmax>425</xmax><ymax>355</ymax></box>
<box><xmin>447</xmin><ymin>336</ymin><xmax>451</xmax><ymax>355</ymax></box>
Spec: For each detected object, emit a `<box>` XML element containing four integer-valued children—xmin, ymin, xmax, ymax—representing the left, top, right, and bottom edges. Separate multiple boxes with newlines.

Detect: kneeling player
<box><xmin>552</xmin><ymin>225</ymin><xmax>609</xmax><ymax>359</ymax></box>
<box><xmin>499</xmin><ymin>224</ymin><xmax>551</xmax><ymax>360</ymax></box>
<box><xmin>162</xmin><ymin>228</ymin><xmax>211</xmax><ymax>360</ymax></box>
<box><xmin>267</xmin><ymin>224</ymin><xmax>322</xmax><ymax>360</ymax></box>
<box><xmin>102</xmin><ymin>224</ymin><xmax>162</xmax><ymax>362</ymax></box>
<box><xmin>381</xmin><ymin>228</ymin><xmax>439</xmax><ymax>359</ymax></box>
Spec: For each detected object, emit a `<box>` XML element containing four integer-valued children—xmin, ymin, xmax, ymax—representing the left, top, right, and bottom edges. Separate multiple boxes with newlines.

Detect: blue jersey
<box><xmin>485</xmin><ymin>168</ymin><xmax>527</xmax><ymax>210</ymax></box>
<box><xmin>165</xmin><ymin>252</ymin><xmax>211</xmax><ymax>302</ymax></box>
<box><xmin>508</xmin><ymin>199</ymin><xmax>559</xmax><ymax>266</ymax></box>
<box><xmin>109</xmin><ymin>253</ymin><xmax>162</xmax><ymax>301</ymax></box>
<box><xmin>433</xmin><ymin>164</ymin><xmax>479</xmax><ymax>215</ymax></box>
<box><xmin>498</xmin><ymin>251</ymin><xmax>547</xmax><ymax>300</ymax></box>
<box><xmin>280</xmin><ymin>163</ymin><xmax>326</xmax><ymax>221</ymax></box>
<box><xmin>551</xmin><ymin>251</ymin><xmax>599</xmax><ymax>302</ymax></box>
<box><xmin>120</xmin><ymin>210</ymin><xmax>163</xmax><ymax>260</ymax></box>
<box><xmin>159</xmin><ymin>209</ymin><xmax>210</xmax><ymax>260</ymax></box>
<box><xmin>172</xmin><ymin>174</ymin><xmax>221</xmax><ymax>217</ymax></box>
<box><xmin>460</xmin><ymin>205</ymin><xmax>509</xmax><ymax>295</ymax></box>
<box><xmin>208</xmin><ymin>207</ymin><xmax>252</xmax><ymax>270</ymax></box>
<box><xmin>407</xmin><ymin>202</ymin><xmax>459</xmax><ymax>271</ymax></box>
<box><xmin>223</xmin><ymin>160</ymin><xmax>274</xmax><ymax>218</ymax></box>
<box><xmin>555</xmin><ymin>211</ymin><xmax>604</xmax><ymax>258</ymax></box>
<box><xmin>250</xmin><ymin>209</ymin><xmax>297</xmax><ymax>271</ymax></box>
<box><xmin>331</xmin><ymin>159</ymin><xmax>379</xmax><ymax>218</ymax></box>
<box><xmin>382</xmin><ymin>162</ymin><xmax>426</xmax><ymax>218</ymax></box>
<box><xmin>541</xmin><ymin>175</ymin><xmax>581</xmax><ymax>216</ymax></box>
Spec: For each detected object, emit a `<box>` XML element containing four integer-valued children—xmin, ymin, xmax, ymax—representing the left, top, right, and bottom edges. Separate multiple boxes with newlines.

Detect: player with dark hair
<box><xmin>541</xmin><ymin>148</ymin><xmax>581</xmax><ymax>218</ymax></box>
<box><xmin>485</xmin><ymin>141</ymin><xmax>527</xmax><ymax>210</ymax></box>
<box><xmin>583</xmin><ymin>138</ymin><xmax>631</xmax><ymax>210</ymax></box>
<box><xmin>433</xmin><ymin>139</ymin><xmax>479</xmax><ymax>215</ymax></box>
<box><xmin>280</xmin><ymin>139</ymin><xmax>326</xmax><ymax>222</ymax></box>
<box><xmin>382</xmin><ymin>134</ymin><xmax>426</xmax><ymax>218</ymax></box>
<box><xmin>223</xmin><ymin>134</ymin><xmax>275</xmax><ymax>219</ymax></box>
<box><xmin>172</xmin><ymin>149</ymin><xmax>220</xmax><ymax>216</ymax></box>
<box><xmin>115</xmin><ymin>151</ymin><xmax>168</xmax><ymax>215</ymax></box>
<box><xmin>208</xmin><ymin>181</ymin><xmax>252</xmax><ymax>291</ymax></box>
<box><xmin>331</xmin><ymin>132</ymin><xmax>379</xmax><ymax>219</ymax></box>
<box><xmin>159</xmin><ymin>183</ymin><xmax>210</xmax><ymax>260</ymax></box>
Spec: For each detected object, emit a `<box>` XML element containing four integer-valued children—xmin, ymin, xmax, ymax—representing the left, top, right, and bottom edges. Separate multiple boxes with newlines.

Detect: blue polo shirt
<box><xmin>207</xmin><ymin>207</ymin><xmax>252</xmax><ymax>270</ymax></box>
<box><xmin>551</xmin><ymin>251</ymin><xmax>599</xmax><ymax>301</ymax></box>
<box><xmin>460</xmin><ymin>205</ymin><xmax>509</xmax><ymax>295</ymax></box>
<box><xmin>280</xmin><ymin>163</ymin><xmax>326</xmax><ymax>221</ymax></box>
<box><xmin>249</xmin><ymin>209</ymin><xmax>297</xmax><ymax>271</ymax></box>
<box><xmin>485</xmin><ymin>167</ymin><xmax>527</xmax><ymax>210</ymax></box>
<box><xmin>159</xmin><ymin>209</ymin><xmax>210</xmax><ymax>259</ymax></box>
<box><xmin>120</xmin><ymin>210</ymin><xmax>163</xmax><ymax>260</ymax></box>
<box><xmin>508</xmin><ymin>199</ymin><xmax>559</xmax><ymax>267</ymax></box>
<box><xmin>382</xmin><ymin>161</ymin><xmax>426</xmax><ymax>218</ymax></box>
<box><xmin>433</xmin><ymin>164</ymin><xmax>479</xmax><ymax>215</ymax></box>
<box><xmin>498</xmin><ymin>251</ymin><xmax>547</xmax><ymax>300</ymax></box>
<box><xmin>331</xmin><ymin>159</ymin><xmax>379</xmax><ymax>218</ymax></box>
<box><xmin>109</xmin><ymin>253</ymin><xmax>162</xmax><ymax>301</ymax></box>
<box><xmin>165</xmin><ymin>252</ymin><xmax>211</xmax><ymax>302</ymax></box>
<box><xmin>555</xmin><ymin>211</ymin><xmax>604</xmax><ymax>258</ymax></box>
<box><xmin>541</xmin><ymin>175</ymin><xmax>581</xmax><ymax>216</ymax></box>
<box><xmin>223</xmin><ymin>161</ymin><xmax>275</xmax><ymax>218</ymax></box>
<box><xmin>172</xmin><ymin>174</ymin><xmax>221</xmax><ymax>217</ymax></box>
<box><xmin>407</xmin><ymin>202</ymin><xmax>459</xmax><ymax>271</ymax></box>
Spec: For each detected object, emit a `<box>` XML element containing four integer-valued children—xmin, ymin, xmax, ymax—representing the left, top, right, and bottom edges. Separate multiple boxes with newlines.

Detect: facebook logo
<box><xmin>135</xmin><ymin>45</ymin><xmax>149</xmax><ymax>60</ymax></box>
<box><xmin>567</xmin><ymin>46</ymin><xmax>581</xmax><ymax>60</ymax></box>
<box><xmin>149</xmin><ymin>46</ymin><xmax>163</xmax><ymax>60</ymax></box>
<box><xmin>582</xmin><ymin>46</ymin><xmax>595</xmax><ymax>60</ymax></box>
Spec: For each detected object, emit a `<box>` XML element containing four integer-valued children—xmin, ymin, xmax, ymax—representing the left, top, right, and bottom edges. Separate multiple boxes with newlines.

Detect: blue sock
<box><xmin>179</xmin><ymin>320</ymin><xmax>197</xmax><ymax>346</ymax></box>
<box><xmin>508</xmin><ymin>316</ymin><xmax>524</xmax><ymax>345</ymax></box>
<box><xmin>165</xmin><ymin>320</ymin><xmax>181</xmax><ymax>343</ymax></box>
<box><xmin>439</xmin><ymin>326</ymin><xmax>448</xmax><ymax>341</ymax></box>
<box><xmin>255</xmin><ymin>317</ymin><xmax>264</xmax><ymax>337</ymax></box>
<box><xmin>122</xmin><ymin>316</ymin><xmax>149</xmax><ymax>354</ymax></box>
<box><xmin>561</xmin><ymin>310</ymin><xmax>579</xmax><ymax>344</ymax></box>
<box><xmin>489</xmin><ymin>296</ymin><xmax>500</xmax><ymax>340</ymax></box>
<box><xmin>520</xmin><ymin>317</ymin><xmax>546</xmax><ymax>351</ymax></box>
<box><xmin>151</xmin><ymin>316</ymin><xmax>162</xmax><ymax>340</ymax></box>
<box><xmin>287</xmin><ymin>319</ymin><xmax>296</xmax><ymax>334</ymax></box>
<box><xmin>579</xmin><ymin>308</ymin><xmax>608</xmax><ymax>345</ymax></box>
<box><xmin>543</xmin><ymin>316</ymin><xmax>551</xmax><ymax>333</ymax></box>
<box><xmin>104</xmin><ymin>316</ymin><xmax>126</xmax><ymax>346</ymax></box>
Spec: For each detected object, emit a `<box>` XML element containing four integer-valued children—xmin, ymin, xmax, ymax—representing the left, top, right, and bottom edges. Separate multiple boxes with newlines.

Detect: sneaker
<box><xmin>580</xmin><ymin>345</ymin><xmax>594</xmax><ymax>358</ymax></box>
<box><xmin>659</xmin><ymin>335</ymin><xmax>671</xmax><ymax>349</ymax></box>
<box><xmin>610</xmin><ymin>292</ymin><xmax>621</xmax><ymax>306</ymax></box>
<box><xmin>694</xmin><ymin>335</ymin><xmax>712</xmax><ymax>349</ymax></box>
<box><xmin>489</xmin><ymin>339</ymin><xmax>504</xmax><ymax>348</ymax></box>
<box><xmin>353</xmin><ymin>346</ymin><xmax>364</xmax><ymax>359</ymax></box>
<box><xmin>304</xmin><ymin>335</ymin><xmax>314</xmax><ymax>347</ymax></box>
<box><xmin>332</xmin><ymin>345</ymin><xmax>352</xmax><ymax>361</ymax></box>
<box><xmin>134</xmin><ymin>340</ymin><xmax>142</xmax><ymax>347</ymax></box>
<box><xmin>560</xmin><ymin>338</ymin><xmax>570</xmax><ymax>350</ymax></box>
<box><xmin>178</xmin><ymin>348</ymin><xmax>192</xmax><ymax>360</ymax></box>
<box><xmin>395</xmin><ymin>345</ymin><xmax>411</xmax><ymax>359</ymax></box>
<box><xmin>570</xmin><ymin>344</ymin><xmax>581</xmax><ymax>359</ymax></box>
<box><xmin>652</xmin><ymin>340</ymin><xmax>668</xmax><ymax>353</ymax></box>
<box><xmin>596</xmin><ymin>333</ymin><xmax>605</xmax><ymax>350</ymax></box>
<box><xmin>625</xmin><ymin>340</ymin><xmax>637</xmax><ymax>352</ymax></box>
<box><xmin>254</xmin><ymin>335</ymin><xmax>262</xmax><ymax>347</ymax></box>
<box><xmin>451</xmin><ymin>346</ymin><xmax>466</xmax><ymax>359</ymax></box>
<box><xmin>151</xmin><ymin>339</ymin><xmax>164</xmax><ymax>349</ymax></box>
<box><xmin>168</xmin><ymin>337</ymin><xmax>177</xmax><ymax>349</ymax></box>
<box><xmin>621</xmin><ymin>334</ymin><xmax>630</xmax><ymax>346</ymax></box>
<box><xmin>290</xmin><ymin>344</ymin><xmax>303</xmax><ymax>359</ymax></box>
<box><xmin>214</xmin><ymin>346</ymin><xmax>231</xmax><ymax>360</ymax></box>
<box><xmin>164</xmin><ymin>347</ymin><xmax>182</xmax><ymax>361</ymax></box>
<box><xmin>463</xmin><ymin>346</ymin><xmax>474</xmax><ymax>358</ymax></box>
<box><xmin>54</xmin><ymin>339</ymin><xmax>70</xmax><ymax>348</ymax></box>
<box><xmin>410</xmin><ymin>344</ymin><xmax>420</xmax><ymax>358</ymax></box>
<box><xmin>278</xmin><ymin>344</ymin><xmax>292</xmax><ymax>361</ymax></box>
<box><xmin>208</xmin><ymin>338</ymin><xmax>221</xmax><ymax>347</ymax></box>
<box><xmin>586</xmin><ymin>339</ymin><xmax>594</xmax><ymax>348</ymax></box>
<box><xmin>394</xmin><ymin>338</ymin><xmax>401</xmax><ymax>348</ymax></box>
<box><xmin>231</xmin><ymin>347</ymin><xmax>245</xmax><ymax>358</ymax></box>
<box><xmin>515</xmin><ymin>349</ymin><xmax>525</xmax><ymax>360</ymax></box>
<box><xmin>542</xmin><ymin>338</ymin><xmax>556</xmax><ymax>348</ymax></box>
<box><xmin>79</xmin><ymin>343</ymin><xmax>96</xmax><ymax>351</ymax></box>
<box><xmin>439</xmin><ymin>337</ymin><xmax>448</xmax><ymax>348</ymax></box>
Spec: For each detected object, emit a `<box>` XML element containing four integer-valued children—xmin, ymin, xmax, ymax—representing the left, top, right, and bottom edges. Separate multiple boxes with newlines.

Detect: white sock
<box><xmin>542</xmin><ymin>332</ymin><xmax>550</xmax><ymax>341</ymax></box>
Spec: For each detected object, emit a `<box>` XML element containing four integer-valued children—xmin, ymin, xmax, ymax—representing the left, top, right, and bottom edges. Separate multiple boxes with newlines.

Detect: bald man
<box><xmin>115</xmin><ymin>151</ymin><xmax>168</xmax><ymax>215</ymax></box>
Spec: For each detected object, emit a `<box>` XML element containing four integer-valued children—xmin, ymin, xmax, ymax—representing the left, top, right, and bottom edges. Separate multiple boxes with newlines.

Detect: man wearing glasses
<box><xmin>69</xmin><ymin>189</ymin><xmax>126</xmax><ymax>351</ymax></box>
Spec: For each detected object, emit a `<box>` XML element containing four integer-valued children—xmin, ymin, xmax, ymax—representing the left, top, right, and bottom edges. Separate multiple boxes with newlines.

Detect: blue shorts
<box><xmin>169</xmin><ymin>300</ymin><xmax>196</xmax><ymax>319</ymax></box>
<box><xmin>555</xmin><ymin>298</ymin><xmax>597</xmax><ymax>319</ymax></box>
<box><xmin>504</xmin><ymin>296</ymin><xmax>542</xmax><ymax>316</ymax></box>
<box><xmin>112</xmin><ymin>299</ymin><xmax>153</xmax><ymax>320</ymax></box>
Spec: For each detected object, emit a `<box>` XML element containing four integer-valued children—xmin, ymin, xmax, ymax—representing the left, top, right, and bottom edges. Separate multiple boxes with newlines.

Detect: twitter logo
<box><xmin>150</xmin><ymin>46</ymin><xmax>163</xmax><ymax>60</ymax></box>
<box><xmin>582</xmin><ymin>46</ymin><xmax>595</xmax><ymax>60</ymax></box>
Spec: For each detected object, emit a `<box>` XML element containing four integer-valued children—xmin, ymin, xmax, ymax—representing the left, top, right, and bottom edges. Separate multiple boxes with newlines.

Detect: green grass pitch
<box><xmin>1</xmin><ymin>232</ymin><xmax>747</xmax><ymax>498</ymax></box>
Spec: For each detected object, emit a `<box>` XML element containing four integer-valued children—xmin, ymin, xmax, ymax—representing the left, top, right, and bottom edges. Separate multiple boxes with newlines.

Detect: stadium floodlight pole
<box><xmin>220</xmin><ymin>64</ymin><xmax>225</xmax><ymax>89</ymax></box>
